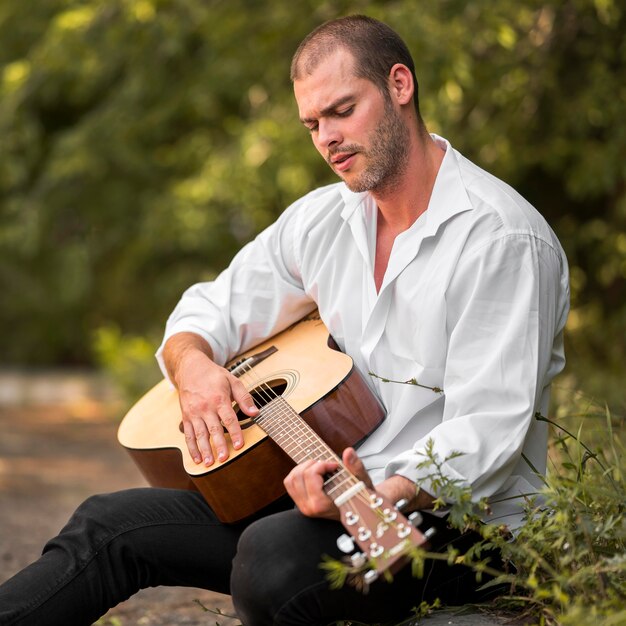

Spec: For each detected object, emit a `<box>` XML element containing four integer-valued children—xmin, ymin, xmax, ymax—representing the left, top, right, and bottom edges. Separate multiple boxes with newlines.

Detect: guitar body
<box><xmin>118</xmin><ymin>313</ymin><xmax>385</xmax><ymax>523</ymax></box>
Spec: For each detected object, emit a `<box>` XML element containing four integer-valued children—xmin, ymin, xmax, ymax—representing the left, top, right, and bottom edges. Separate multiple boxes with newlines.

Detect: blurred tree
<box><xmin>0</xmin><ymin>0</ymin><xmax>623</xmax><ymax>407</ymax></box>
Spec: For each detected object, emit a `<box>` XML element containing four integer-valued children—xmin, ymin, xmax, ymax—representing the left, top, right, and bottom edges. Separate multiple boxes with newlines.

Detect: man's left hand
<box><xmin>284</xmin><ymin>447</ymin><xmax>435</xmax><ymax>519</ymax></box>
<box><xmin>283</xmin><ymin>447</ymin><xmax>372</xmax><ymax>519</ymax></box>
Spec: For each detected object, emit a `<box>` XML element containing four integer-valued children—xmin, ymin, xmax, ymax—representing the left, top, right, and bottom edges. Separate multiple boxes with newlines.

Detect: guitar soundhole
<box><xmin>234</xmin><ymin>379</ymin><xmax>288</xmax><ymax>429</ymax></box>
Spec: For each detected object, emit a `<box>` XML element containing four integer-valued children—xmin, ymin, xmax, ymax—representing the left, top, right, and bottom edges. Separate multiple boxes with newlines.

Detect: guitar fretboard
<box><xmin>254</xmin><ymin>396</ymin><xmax>360</xmax><ymax>502</ymax></box>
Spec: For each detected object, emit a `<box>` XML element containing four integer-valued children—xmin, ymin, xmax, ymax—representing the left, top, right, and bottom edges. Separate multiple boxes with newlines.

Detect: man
<box><xmin>0</xmin><ymin>15</ymin><xmax>569</xmax><ymax>626</ymax></box>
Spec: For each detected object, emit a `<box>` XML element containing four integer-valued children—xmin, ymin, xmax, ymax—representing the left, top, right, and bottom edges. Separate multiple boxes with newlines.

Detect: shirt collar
<box><xmin>338</xmin><ymin>134</ymin><xmax>474</xmax><ymax>231</ymax></box>
<box><xmin>339</xmin><ymin>186</ymin><xmax>368</xmax><ymax>221</ymax></box>
<box><xmin>421</xmin><ymin>134</ymin><xmax>473</xmax><ymax>237</ymax></box>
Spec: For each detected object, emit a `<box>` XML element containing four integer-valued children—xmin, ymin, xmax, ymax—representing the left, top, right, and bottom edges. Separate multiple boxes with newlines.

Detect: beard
<box><xmin>328</xmin><ymin>99</ymin><xmax>410</xmax><ymax>194</ymax></box>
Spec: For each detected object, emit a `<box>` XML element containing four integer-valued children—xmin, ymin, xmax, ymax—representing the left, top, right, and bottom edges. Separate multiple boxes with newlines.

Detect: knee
<box><xmin>45</xmin><ymin>490</ymin><xmax>145</xmax><ymax>560</ymax></box>
<box><xmin>231</xmin><ymin>514</ymin><xmax>302</xmax><ymax>625</ymax></box>
<box><xmin>71</xmin><ymin>492</ymin><xmax>116</xmax><ymax>525</ymax></box>
<box><xmin>63</xmin><ymin>492</ymin><xmax>126</xmax><ymax>537</ymax></box>
<box><xmin>231</xmin><ymin>510</ymin><xmax>337</xmax><ymax>626</ymax></box>
<box><xmin>230</xmin><ymin>520</ymin><xmax>277</xmax><ymax>622</ymax></box>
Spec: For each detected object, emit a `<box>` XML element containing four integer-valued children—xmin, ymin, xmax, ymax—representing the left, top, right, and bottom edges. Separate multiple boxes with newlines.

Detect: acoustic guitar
<box><xmin>118</xmin><ymin>311</ymin><xmax>429</xmax><ymax>583</ymax></box>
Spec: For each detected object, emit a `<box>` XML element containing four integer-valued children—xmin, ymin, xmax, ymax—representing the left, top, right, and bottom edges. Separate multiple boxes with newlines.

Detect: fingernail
<box><xmin>248</xmin><ymin>405</ymin><xmax>258</xmax><ymax>413</ymax></box>
<box><xmin>193</xmin><ymin>455</ymin><xmax>201</xmax><ymax>464</ymax></box>
<box><xmin>204</xmin><ymin>457</ymin><xmax>213</xmax><ymax>466</ymax></box>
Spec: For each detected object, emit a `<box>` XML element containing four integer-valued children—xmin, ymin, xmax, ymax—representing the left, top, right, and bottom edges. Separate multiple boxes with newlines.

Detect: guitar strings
<box><xmin>232</xmin><ymin>355</ymin><xmax>375</xmax><ymax>509</ymax></box>
<box><xmin>231</xmin><ymin>352</ymin><xmax>420</xmax><ymax>557</ymax></box>
<box><xmin>237</xmin><ymin>359</ymin><xmax>342</xmax><ymax>466</ymax></box>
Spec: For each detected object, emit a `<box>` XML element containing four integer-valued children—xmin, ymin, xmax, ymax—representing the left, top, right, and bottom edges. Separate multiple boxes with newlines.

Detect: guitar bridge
<box><xmin>228</xmin><ymin>346</ymin><xmax>278</xmax><ymax>377</ymax></box>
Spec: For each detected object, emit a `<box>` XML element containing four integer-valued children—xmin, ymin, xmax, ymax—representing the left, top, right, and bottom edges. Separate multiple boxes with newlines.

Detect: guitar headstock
<box><xmin>334</xmin><ymin>483</ymin><xmax>434</xmax><ymax>586</ymax></box>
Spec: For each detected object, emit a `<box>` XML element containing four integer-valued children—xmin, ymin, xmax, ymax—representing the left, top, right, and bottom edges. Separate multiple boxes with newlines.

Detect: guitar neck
<box><xmin>254</xmin><ymin>396</ymin><xmax>358</xmax><ymax>500</ymax></box>
<box><xmin>254</xmin><ymin>395</ymin><xmax>429</xmax><ymax>586</ymax></box>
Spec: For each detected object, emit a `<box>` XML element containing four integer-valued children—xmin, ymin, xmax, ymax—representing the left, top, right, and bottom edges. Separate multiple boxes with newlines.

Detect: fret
<box><xmin>325</xmin><ymin>471</ymin><xmax>354</xmax><ymax>496</ymax></box>
<box><xmin>255</xmin><ymin>398</ymin><xmax>339</xmax><ymax>461</ymax></box>
<box><xmin>246</xmin><ymin>387</ymin><xmax>426</xmax><ymax>584</ymax></box>
<box><xmin>252</xmin><ymin>396</ymin><xmax>359</xmax><ymax>499</ymax></box>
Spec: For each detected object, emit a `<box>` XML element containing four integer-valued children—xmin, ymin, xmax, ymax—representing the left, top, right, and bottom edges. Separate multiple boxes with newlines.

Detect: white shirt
<box><xmin>156</xmin><ymin>136</ymin><xmax>570</xmax><ymax>528</ymax></box>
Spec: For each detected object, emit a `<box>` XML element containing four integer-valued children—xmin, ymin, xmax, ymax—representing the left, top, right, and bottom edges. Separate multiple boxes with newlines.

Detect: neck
<box><xmin>373</xmin><ymin>130</ymin><xmax>445</xmax><ymax>235</ymax></box>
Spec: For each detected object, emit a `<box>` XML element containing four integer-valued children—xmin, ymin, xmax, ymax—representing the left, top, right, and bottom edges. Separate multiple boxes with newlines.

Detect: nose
<box><xmin>316</xmin><ymin>119</ymin><xmax>342</xmax><ymax>152</ymax></box>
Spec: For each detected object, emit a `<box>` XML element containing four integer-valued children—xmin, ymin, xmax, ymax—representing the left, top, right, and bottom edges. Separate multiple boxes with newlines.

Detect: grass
<box><xmin>325</xmin><ymin>392</ymin><xmax>625</xmax><ymax>626</ymax></box>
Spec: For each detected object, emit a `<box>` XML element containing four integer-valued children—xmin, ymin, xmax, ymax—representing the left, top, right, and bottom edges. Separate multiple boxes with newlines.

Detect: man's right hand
<box><xmin>162</xmin><ymin>332</ymin><xmax>259</xmax><ymax>466</ymax></box>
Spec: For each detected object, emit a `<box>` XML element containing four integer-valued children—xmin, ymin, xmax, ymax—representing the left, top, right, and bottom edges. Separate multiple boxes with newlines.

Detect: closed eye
<box><xmin>336</xmin><ymin>106</ymin><xmax>354</xmax><ymax>118</ymax></box>
<box><xmin>303</xmin><ymin>108</ymin><xmax>353</xmax><ymax>133</ymax></box>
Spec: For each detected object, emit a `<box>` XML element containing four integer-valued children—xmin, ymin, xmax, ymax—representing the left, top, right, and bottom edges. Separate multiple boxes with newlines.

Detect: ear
<box><xmin>388</xmin><ymin>63</ymin><xmax>414</xmax><ymax>106</ymax></box>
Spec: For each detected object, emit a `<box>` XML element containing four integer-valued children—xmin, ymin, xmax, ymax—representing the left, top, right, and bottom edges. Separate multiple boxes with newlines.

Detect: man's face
<box><xmin>294</xmin><ymin>49</ymin><xmax>409</xmax><ymax>194</ymax></box>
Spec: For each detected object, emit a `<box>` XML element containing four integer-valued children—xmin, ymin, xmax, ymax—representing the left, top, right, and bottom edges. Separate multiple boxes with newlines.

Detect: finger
<box><xmin>290</xmin><ymin>460</ymin><xmax>338</xmax><ymax>517</ymax></box>
<box><xmin>342</xmin><ymin>447</ymin><xmax>373</xmax><ymax>488</ymax></box>
<box><xmin>216</xmin><ymin>402</ymin><xmax>244</xmax><ymax>451</ymax></box>
<box><xmin>284</xmin><ymin>459</ymin><xmax>315</xmax><ymax>492</ymax></box>
<box><xmin>225</xmin><ymin>377</ymin><xmax>256</xmax><ymax>450</ymax></box>
<box><xmin>182</xmin><ymin>419</ymin><xmax>204</xmax><ymax>465</ymax></box>
<box><xmin>288</xmin><ymin>458</ymin><xmax>336</xmax><ymax>489</ymax></box>
<box><xmin>305</xmin><ymin>461</ymin><xmax>338</xmax><ymax>518</ymax></box>
<box><xmin>204</xmin><ymin>412</ymin><xmax>230</xmax><ymax>464</ymax></box>
<box><xmin>230</xmin><ymin>377</ymin><xmax>259</xmax><ymax>417</ymax></box>
<box><xmin>302</xmin><ymin>460</ymin><xmax>329</xmax><ymax>495</ymax></box>
<box><xmin>191</xmin><ymin>414</ymin><xmax>218</xmax><ymax>466</ymax></box>
<box><xmin>284</xmin><ymin>459</ymin><xmax>316</xmax><ymax>504</ymax></box>
<box><xmin>315</xmin><ymin>459</ymin><xmax>340</xmax><ymax>482</ymax></box>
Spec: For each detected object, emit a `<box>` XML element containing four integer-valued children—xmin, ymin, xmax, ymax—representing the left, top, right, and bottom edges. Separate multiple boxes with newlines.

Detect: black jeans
<box><xmin>0</xmin><ymin>487</ymin><xmax>501</xmax><ymax>625</ymax></box>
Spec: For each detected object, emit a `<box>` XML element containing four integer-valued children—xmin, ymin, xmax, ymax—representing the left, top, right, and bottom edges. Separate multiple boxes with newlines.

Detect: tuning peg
<box><xmin>357</xmin><ymin>527</ymin><xmax>372</xmax><ymax>541</ymax></box>
<box><xmin>363</xmin><ymin>569</ymin><xmax>379</xmax><ymax>585</ymax></box>
<box><xmin>369</xmin><ymin>494</ymin><xmax>383</xmax><ymax>508</ymax></box>
<box><xmin>336</xmin><ymin>534</ymin><xmax>355</xmax><ymax>553</ymax></box>
<box><xmin>394</xmin><ymin>498</ymin><xmax>409</xmax><ymax>511</ymax></box>
<box><xmin>424</xmin><ymin>527</ymin><xmax>437</xmax><ymax>540</ymax></box>
<box><xmin>397</xmin><ymin>523</ymin><xmax>412</xmax><ymax>538</ymax></box>
<box><xmin>369</xmin><ymin>543</ymin><xmax>384</xmax><ymax>558</ymax></box>
<box><xmin>345</xmin><ymin>511</ymin><xmax>359</xmax><ymax>526</ymax></box>
<box><xmin>350</xmin><ymin>551</ymin><xmax>367</xmax><ymax>567</ymax></box>
<box><xmin>408</xmin><ymin>511</ymin><xmax>423</xmax><ymax>527</ymax></box>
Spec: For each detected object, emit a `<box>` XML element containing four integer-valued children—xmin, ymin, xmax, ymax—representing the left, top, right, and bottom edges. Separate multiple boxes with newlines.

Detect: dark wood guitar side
<box><xmin>118</xmin><ymin>312</ymin><xmax>386</xmax><ymax>523</ymax></box>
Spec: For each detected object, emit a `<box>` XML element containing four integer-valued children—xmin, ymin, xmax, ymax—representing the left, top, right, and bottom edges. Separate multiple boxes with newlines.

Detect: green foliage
<box><xmin>0</xmin><ymin>4</ymin><xmax>623</xmax><ymax>613</ymax></box>
<box><xmin>498</xmin><ymin>408</ymin><xmax>625</xmax><ymax>625</ymax></box>
<box><xmin>0</xmin><ymin>0</ymin><xmax>328</xmax><ymax>365</ymax></box>
<box><xmin>325</xmin><ymin>402</ymin><xmax>626</xmax><ymax>626</ymax></box>
<box><xmin>92</xmin><ymin>324</ymin><xmax>161</xmax><ymax>401</ymax></box>
<box><xmin>0</xmin><ymin>0</ymin><xmax>623</xmax><ymax>412</ymax></box>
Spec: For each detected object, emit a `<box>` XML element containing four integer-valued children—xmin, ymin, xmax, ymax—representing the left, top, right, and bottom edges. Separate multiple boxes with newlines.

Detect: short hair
<box><xmin>291</xmin><ymin>15</ymin><xmax>421</xmax><ymax>118</ymax></box>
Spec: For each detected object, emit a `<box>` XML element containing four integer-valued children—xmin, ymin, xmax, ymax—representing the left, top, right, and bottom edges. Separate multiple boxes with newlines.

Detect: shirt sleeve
<box><xmin>155</xmin><ymin>198</ymin><xmax>316</xmax><ymax>381</ymax></box>
<box><xmin>385</xmin><ymin>232</ymin><xmax>569</xmax><ymax>501</ymax></box>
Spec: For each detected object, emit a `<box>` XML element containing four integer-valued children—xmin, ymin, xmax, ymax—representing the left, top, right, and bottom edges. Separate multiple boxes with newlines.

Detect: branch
<box><xmin>368</xmin><ymin>371</ymin><xmax>443</xmax><ymax>394</ymax></box>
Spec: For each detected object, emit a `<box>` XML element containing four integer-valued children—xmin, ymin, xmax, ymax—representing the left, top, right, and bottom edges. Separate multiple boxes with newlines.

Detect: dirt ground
<box><xmin>0</xmin><ymin>391</ymin><xmax>240</xmax><ymax>626</ymax></box>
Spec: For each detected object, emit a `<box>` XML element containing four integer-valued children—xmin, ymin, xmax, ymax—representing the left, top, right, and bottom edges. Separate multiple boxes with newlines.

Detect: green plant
<box><xmin>193</xmin><ymin>598</ymin><xmax>242</xmax><ymax>626</ymax></box>
<box><xmin>325</xmin><ymin>405</ymin><xmax>626</xmax><ymax>626</ymax></box>
<box><xmin>497</xmin><ymin>409</ymin><xmax>625</xmax><ymax>625</ymax></box>
<box><xmin>92</xmin><ymin>325</ymin><xmax>161</xmax><ymax>402</ymax></box>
